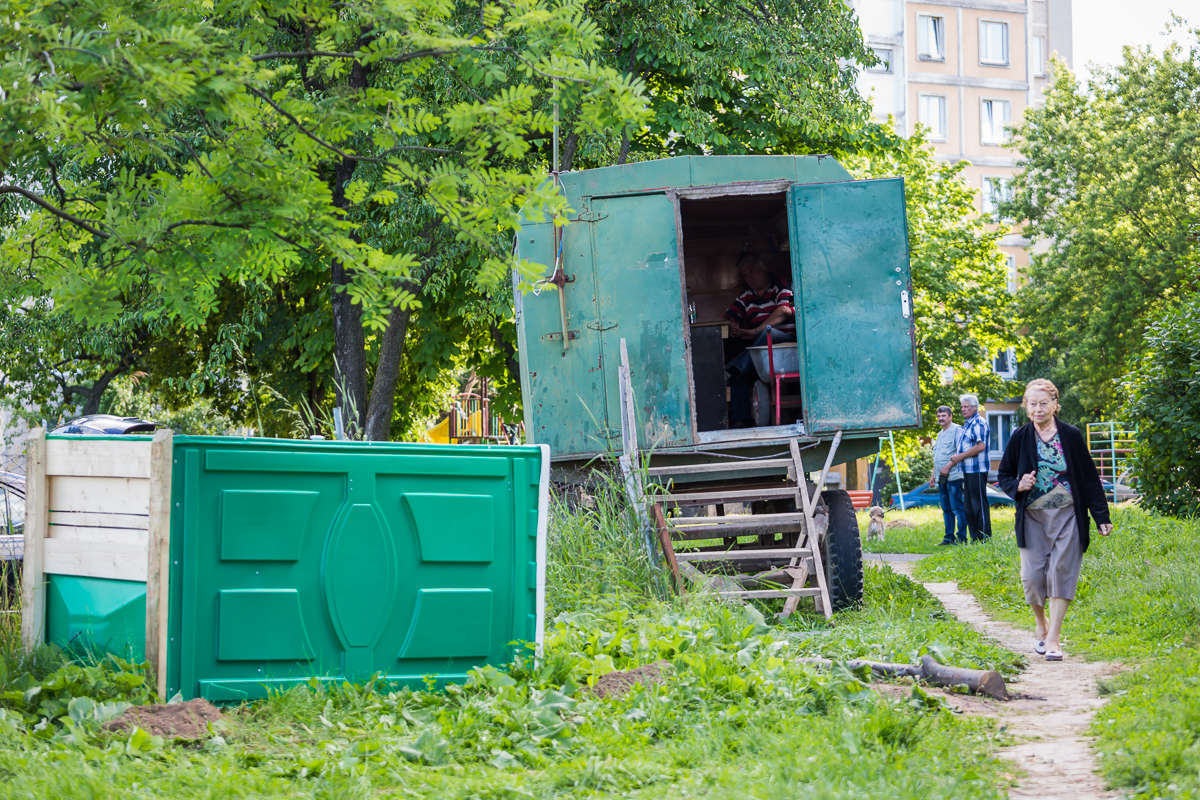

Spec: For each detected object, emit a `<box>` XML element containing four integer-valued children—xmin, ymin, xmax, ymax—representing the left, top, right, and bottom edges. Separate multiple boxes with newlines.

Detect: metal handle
<box><xmin>900</xmin><ymin>289</ymin><xmax>911</xmax><ymax>319</ymax></box>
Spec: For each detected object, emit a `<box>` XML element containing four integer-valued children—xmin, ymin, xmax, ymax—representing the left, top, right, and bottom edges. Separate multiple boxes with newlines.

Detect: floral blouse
<box><xmin>1027</xmin><ymin>431</ymin><xmax>1073</xmax><ymax>510</ymax></box>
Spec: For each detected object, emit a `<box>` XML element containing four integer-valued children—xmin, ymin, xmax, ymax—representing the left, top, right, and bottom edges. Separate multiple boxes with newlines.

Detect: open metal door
<box><xmin>787</xmin><ymin>178</ymin><xmax>921</xmax><ymax>434</ymax></box>
<box><xmin>589</xmin><ymin>193</ymin><xmax>693</xmax><ymax>449</ymax></box>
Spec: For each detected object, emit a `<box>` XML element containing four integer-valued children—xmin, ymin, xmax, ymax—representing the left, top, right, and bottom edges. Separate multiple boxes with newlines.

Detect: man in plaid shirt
<box><xmin>940</xmin><ymin>394</ymin><xmax>992</xmax><ymax>541</ymax></box>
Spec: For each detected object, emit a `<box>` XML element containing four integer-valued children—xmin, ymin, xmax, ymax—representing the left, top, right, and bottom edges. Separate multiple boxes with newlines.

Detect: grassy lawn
<box><xmin>859</xmin><ymin>506</ymin><xmax>1017</xmax><ymax>555</ymax></box>
<box><xmin>914</xmin><ymin>506</ymin><xmax>1200</xmax><ymax>799</ymax></box>
<box><xmin>0</xmin><ymin>478</ymin><xmax>1023</xmax><ymax>800</ymax></box>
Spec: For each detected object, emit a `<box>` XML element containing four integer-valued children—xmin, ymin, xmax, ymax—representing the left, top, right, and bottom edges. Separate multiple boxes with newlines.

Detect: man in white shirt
<box><xmin>929</xmin><ymin>405</ymin><xmax>967</xmax><ymax>545</ymax></box>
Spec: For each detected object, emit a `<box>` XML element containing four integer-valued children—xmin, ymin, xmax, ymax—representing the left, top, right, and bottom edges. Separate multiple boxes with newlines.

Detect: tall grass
<box><xmin>545</xmin><ymin>465</ymin><xmax>669</xmax><ymax>615</ymax></box>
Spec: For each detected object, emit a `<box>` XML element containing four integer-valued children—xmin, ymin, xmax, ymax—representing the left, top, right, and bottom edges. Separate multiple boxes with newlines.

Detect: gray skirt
<box><xmin>1018</xmin><ymin>505</ymin><xmax>1082</xmax><ymax>605</ymax></box>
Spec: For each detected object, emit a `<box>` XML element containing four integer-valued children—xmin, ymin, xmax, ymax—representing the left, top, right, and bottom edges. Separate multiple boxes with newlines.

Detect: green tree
<box><xmin>1121</xmin><ymin>286</ymin><xmax>1200</xmax><ymax>517</ymax></box>
<box><xmin>847</xmin><ymin>130</ymin><xmax>1019</xmax><ymax>445</ymax></box>
<box><xmin>1002</xmin><ymin>25</ymin><xmax>1200</xmax><ymax>420</ymax></box>
<box><xmin>0</xmin><ymin>0</ymin><xmax>646</xmax><ymax>439</ymax></box>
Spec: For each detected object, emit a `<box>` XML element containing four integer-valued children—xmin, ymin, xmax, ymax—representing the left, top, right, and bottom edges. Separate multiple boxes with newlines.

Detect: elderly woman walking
<box><xmin>998</xmin><ymin>379</ymin><xmax>1113</xmax><ymax>661</ymax></box>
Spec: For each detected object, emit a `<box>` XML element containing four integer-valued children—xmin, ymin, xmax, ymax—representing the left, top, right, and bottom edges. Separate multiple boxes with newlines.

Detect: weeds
<box><xmin>0</xmin><ymin>468</ymin><xmax>1024</xmax><ymax>799</ymax></box>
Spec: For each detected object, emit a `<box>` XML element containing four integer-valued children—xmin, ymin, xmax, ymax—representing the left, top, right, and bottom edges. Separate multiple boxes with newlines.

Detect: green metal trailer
<box><xmin>513</xmin><ymin>155</ymin><xmax>922</xmax><ymax>610</ymax></box>
<box><xmin>514</xmin><ymin>155</ymin><xmax>920</xmax><ymax>469</ymax></box>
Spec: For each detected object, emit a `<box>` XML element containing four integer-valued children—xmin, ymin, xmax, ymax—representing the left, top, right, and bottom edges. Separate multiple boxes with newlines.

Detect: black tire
<box><xmin>820</xmin><ymin>489</ymin><xmax>864</xmax><ymax>610</ymax></box>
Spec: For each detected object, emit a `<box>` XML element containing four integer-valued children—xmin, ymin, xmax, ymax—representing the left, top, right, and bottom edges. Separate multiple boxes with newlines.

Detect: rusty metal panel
<box><xmin>788</xmin><ymin>178</ymin><xmax>921</xmax><ymax>434</ymax></box>
<box><xmin>590</xmin><ymin>193</ymin><xmax>693</xmax><ymax>449</ymax></box>
<box><xmin>514</xmin><ymin>219</ymin><xmax>608</xmax><ymax>458</ymax></box>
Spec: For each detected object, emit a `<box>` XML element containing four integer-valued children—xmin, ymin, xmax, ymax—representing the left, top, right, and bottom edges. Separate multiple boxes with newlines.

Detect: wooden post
<box><xmin>145</xmin><ymin>429</ymin><xmax>174</xmax><ymax>698</ymax></box>
<box><xmin>21</xmin><ymin>428</ymin><xmax>48</xmax><ymax>652</ymax></box>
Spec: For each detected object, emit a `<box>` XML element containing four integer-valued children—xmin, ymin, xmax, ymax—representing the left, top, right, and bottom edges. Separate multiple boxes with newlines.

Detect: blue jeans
<box><xmin>726</xmin><ymin>329</ymin><xmax>796</xmax><ymax>423</ymax></box>
<box><xmin>938</xmin><ymin>478</ymin><xmax>967</xmax><ymax>542</ymax></box>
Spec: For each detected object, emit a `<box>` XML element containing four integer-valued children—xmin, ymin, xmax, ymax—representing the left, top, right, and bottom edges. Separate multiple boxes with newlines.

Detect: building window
<box><xmin>979</xmin><ymin>20</ymin><xmax>1009</xmax><ymax>66</ymax></box>
<box><xmin>980</xmin><ymin>99</ymin><xmax>1011</xmax><ymax>144</ymax></box>
<box><xmin>988</xmin><ymin>411</ymin><xmax>1015</xmax><ymax>454</ymax></box>
<box><xmin>1005</xmin><ymin>254</ymin><xmax>1018</xmax><ymax>293</ymax></box>
<box><xmin>982</xmin><ymin>176</ymin><xmax>1012</xmax><ymax>216</ymax></box>
<box><xmin>919</xmin><ymin>94</ymin><xmax>948</xmax><ymax>141</ymax></box>
<box><xmin>917</xmin><ymin>15</ymin><xmax>945</xmax><ymax>61</ymax></box>
<box><xmin>992</xmin><ymin>347</ymin><xmax>1017</xmax><ymax>379</ymax></box>
<box><xmin>868</xmin><ymin>47</ymin><xmax>893</xmax><ymax>73</ymax></box>
<box><xmin>1033</xmin><ymin>35</ymin><xmax>1046</xmax><ymax>75</ymax></box>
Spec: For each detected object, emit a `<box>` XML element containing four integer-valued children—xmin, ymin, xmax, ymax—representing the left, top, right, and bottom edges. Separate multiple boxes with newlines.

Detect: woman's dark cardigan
<box><xmin>997</xmin><ymin>420</ymin><xmax>1112</xmax><ymax>553</ymax></box>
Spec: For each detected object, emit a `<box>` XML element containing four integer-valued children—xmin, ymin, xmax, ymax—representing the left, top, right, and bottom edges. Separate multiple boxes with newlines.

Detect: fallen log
<box><xmin>798</xmin><ymin>654</ymin><xmax>1010</xmax><ymax>700</ymax></box>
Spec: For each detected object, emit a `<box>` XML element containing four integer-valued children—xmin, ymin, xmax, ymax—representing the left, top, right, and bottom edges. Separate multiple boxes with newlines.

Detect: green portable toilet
<box><xmin>514</xmin><ymin>155</ymin><xmax>921</xmax><ymax>472</ymax></box>
<box><xmin>22</xmin><ymin>431</ymin><xmax>548</xmax><ymax>701</ymax></box>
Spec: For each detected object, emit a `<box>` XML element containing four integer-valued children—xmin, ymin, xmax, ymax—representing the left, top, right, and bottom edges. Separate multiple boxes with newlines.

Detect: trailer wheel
<box><xmin>820</xmin><ymin>489</ymin><xmax>864</xmax><ymax>610</ymax></box>
<box><xmin>751</xmin><ymin>381</ymin><xmax>771</xmax><ymax>427</ymax></box>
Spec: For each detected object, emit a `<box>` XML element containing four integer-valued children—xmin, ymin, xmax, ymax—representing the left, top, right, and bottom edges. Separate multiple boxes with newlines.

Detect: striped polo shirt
<box><xmin>956</xmin><ymin>412</ymin><xmax>991</xmax><ymax>474</ymax></box>
<box><xmin>726</xmin><ymin>285</ymin><xmax>795</xmax><ymax>333</ymax></box>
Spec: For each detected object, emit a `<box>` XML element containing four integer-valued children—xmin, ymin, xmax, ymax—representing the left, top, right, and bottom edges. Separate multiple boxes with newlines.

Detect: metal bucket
<box><xmin>748</xmin><ymin>342</ymin><xmax>799</xmax><ymax>381</ymax></box>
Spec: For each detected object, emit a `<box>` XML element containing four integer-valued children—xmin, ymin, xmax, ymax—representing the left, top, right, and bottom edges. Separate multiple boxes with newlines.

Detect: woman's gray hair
<box><xmin>959</xmin><ymin>394</ymin><xmax>980</xmax><ymax>408</ymax></box>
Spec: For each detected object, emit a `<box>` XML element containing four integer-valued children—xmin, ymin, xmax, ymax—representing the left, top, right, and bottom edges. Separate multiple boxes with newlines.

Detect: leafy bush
<box><xmin>880</xmin><ymin>446</ymin><xmax>935</xmax><ymax>506</ymax></box>
<box><xmin>1121</xmin><ymin>291</ymin><xmax>1200</xmax><ymax>518</ymax></box>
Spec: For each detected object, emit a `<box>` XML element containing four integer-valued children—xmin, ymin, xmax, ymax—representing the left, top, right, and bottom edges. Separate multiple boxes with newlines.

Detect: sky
<box><xmin>1072</xmin><ymin>1</ymin><xmax>1193</xmax><ymax>71</ymax></box>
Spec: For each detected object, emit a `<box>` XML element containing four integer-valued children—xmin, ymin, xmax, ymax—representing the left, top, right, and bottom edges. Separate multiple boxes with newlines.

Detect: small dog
<box><xmin>866</xmin><ymin>505</ymin><xmax>886</xmax><ymax>542</ymax></box>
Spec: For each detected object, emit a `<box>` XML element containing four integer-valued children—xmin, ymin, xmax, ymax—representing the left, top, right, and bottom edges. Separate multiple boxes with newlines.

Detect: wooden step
<box><xmin>718</xmin><ymin>587</ymin><xmax>822</xmax><ymax>599</ymax></box>
<box><xmin>647</xmin><ymin>458</ymin><xmax>794</xmax><ymax>478</ymax></box>
<box><xmin>671</xmin><ymin>512</ymin><xmax>806</xmax><ymax>533</ymax></box>
<box><xmin>676</xmin><ymin>547</ymin><xmax>813</xmax><ymax>562</ymax></box>
<box><xmin>662</xmin><ymin>485</ymin><xmax>797</xmax><ymax>506</ymax></box>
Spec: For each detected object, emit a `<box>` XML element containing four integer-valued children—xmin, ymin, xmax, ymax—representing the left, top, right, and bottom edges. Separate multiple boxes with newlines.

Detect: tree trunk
<box><xmin>328</xmin><ymin>57</ymin><xmax>372</xmax><ymax>436</ymax></box>
<box><xmin>362</xmin><ymin>303</ymin><xmax>414</xmax><ymax>441</ymax></box>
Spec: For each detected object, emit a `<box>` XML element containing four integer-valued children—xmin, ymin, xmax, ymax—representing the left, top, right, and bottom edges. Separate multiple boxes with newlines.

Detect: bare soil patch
<box><xmin>881</xmin><ymin>557</ymin><xmax>1121</xmax><ymax>800</ymax></box>
<box><xmin>104</xmin><ymin>698</ymin><xmax>223</xmax><ymax>739</ymax></box>
<box><xmin>590</xmin><ymin>660</ymin><xmax>670</xmax><ymax>699</ymax></box>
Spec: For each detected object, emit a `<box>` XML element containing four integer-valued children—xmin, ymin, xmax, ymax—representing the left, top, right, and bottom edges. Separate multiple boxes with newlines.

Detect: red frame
<box><xmin>765</xmin><ymin>328</ymin><xmax>802</xmax><ymax>426</ymax></box>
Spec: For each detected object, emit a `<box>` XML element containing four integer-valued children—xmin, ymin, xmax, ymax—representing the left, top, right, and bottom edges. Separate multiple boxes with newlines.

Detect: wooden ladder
<box><xmin>615</xmin><ymin>337</ymin><xmax>839</xmax><ymax>619</ymax></box>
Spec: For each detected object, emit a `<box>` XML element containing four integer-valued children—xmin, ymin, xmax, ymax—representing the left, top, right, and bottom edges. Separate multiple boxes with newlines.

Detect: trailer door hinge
<box><xmin>542</xmin><ymin>330</ymin><xmax>580</xmax><ymax>342</ymax></box>
<box><xmin>900</xmin><ymin>289</ymin><xmax>911</xmax><ymax>319</ymax></box>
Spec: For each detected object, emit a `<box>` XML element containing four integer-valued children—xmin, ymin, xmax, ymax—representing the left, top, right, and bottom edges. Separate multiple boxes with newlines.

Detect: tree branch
<box><xmin>247</xmin><ymin>87</ymin><xmax>387</xmax><ymax>164</ymax></box>
<box><xmin>0</xmin><ymin>185</ymin><xmax>110</xmax><ymax>239</ymax></box>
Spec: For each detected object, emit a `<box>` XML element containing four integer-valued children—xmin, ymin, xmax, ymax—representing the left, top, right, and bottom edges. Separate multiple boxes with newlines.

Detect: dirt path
<box><xmin>869</xmin><ymin>554</ymin><xmax>1121</xmax><ymax>800</ymax></box>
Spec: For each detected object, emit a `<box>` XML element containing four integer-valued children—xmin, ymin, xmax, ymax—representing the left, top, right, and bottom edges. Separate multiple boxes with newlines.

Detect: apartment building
<box><xmin>851</xmin><ymin>0</ymin><xmax>1072</xmax><ymax>467</ymax></box>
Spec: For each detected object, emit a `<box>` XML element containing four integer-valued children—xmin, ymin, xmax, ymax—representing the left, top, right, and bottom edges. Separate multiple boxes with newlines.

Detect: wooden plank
<box><xmin>651</xmin><ymin>505</ymin><xmax>682</xmax><ymax>594</ymax></box>
<box><xmin>718</xmin><ymin>588</ymin><xmax>822</xmax><ymax>599</ymax></box>
<box><xmin>45</xmin><ymin>437</ymin><xmax>152</xmax><ymax>479</ymax></box>
<box><xmin>676</xmin><ymin>547</ymin><xmax>812</xmax><ymax>562</ymax></box>
<box><xmin>647</xmin><ymin>459</ymin><xmax>793</xmax><ymax>477</ymax></box>
<box><xmin>672</xmin><ymin>527</ymin><xmax>800</xmax><ymax>543</ymax></box>
<box><xmin>673</xmin><ymin>512</ymin><xmax>806</xmax><ymax>532</ymax></box>
<box><xmin>46</xmin><ymin>526</ymin><xmax>150</xmax><ymax>546</ymax></box>
<box><xmin>146</xmin><ymin>429</ymin><xmax>174</xmax><ymax>698</ymax></box>
<box><xmin>21</xmin><ymin>429</ymin><xmax>48</xmax><ymax>651</ymax></box>
<box><xmin>49</xmin><ymin>511</ymin><xmax>149</xmax><ymax>530</ymax></box>
<box><xmin>664</xmin><ymin>485</ymin><xmax>797</xmax><ymax>505</ymax></box>
<box><xmin>43</xmin><ymin>539</ymin><xmax>148</xmax><ymax>582</ymax></box>
<box><xmin>48</xmin><ymin>475</ymin><xmax>150</xmax><ymax>515</ymax></box>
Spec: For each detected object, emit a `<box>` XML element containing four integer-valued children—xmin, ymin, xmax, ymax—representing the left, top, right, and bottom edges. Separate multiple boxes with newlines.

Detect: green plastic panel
<box><xmin>45</xmin><ymin>575</ymin><xmax>146</xmax><ymax>660</ymax></box>
<box><xmin>788</xmin><ymin>178</ymin><xmax>921</xmax><ymax>433</ymax></box>
<box><xmin>220</xmin><ymin>490</ymin><xmax>318</xmax><ymax>561</ymax></box>
<box><xmin>166</xmin><ymin>438</ymin><xmax>549</xmax><ymax>702</ymax></box>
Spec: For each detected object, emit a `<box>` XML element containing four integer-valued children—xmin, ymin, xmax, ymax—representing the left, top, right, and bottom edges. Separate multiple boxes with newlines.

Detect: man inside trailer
<box><xmin>723</xmin><ymin>254</ymin><xmax>795</xmax><ymax>427</ymax></box>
